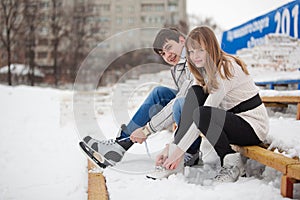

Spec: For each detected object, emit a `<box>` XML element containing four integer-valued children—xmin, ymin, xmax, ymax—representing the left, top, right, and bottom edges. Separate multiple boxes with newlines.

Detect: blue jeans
<box><xmin>120</xmin><ymin>86</ymin><xmax>201</xmax><ymax>154</ymax></box>
<box><xmin>120</xmin><ymin>86</ymin><xmax>177</xmax><ymax>138</ymax></box>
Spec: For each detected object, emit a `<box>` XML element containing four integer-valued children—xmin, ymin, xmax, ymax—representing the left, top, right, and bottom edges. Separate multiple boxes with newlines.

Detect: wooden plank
<box><xmin>263</xmin><ymin>102</ymin><xmax>288</xmax><ymax>108</ymax></box>
<box><xmin>238</xmin><ymin>146</ymin><xmax>299</xmax><ymax>173</ymax></box>
<box><xmin>88</xmin><ymin>160</ymin><xmax>109</xmax><ymax>200</ymax></box>
<box><xmin>287</xmin><ymin>164</ymin><xmax>300</xmax><ymax>180</ymax></box>
<box><xmin>261</xmin><ymin>96</ymin><xmax>300</xmax><ymax>103</ymax></box>
<box><xmin>236</xmin><ymin>145</ymin><xmax>300</xmax><ymax>199</ymax></box>
<box><xmin>261</xmin><ymin>96</ymin><xmax>300</xmax><ymax>120</ymax></box>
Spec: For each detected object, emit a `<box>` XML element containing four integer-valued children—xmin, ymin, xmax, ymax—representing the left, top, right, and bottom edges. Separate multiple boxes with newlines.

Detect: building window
<box><xmin>91</xmin><ymin>27</ymin><xmax>100</xmax><ymax>34</ymax></box>
<box><xmin>168</xmin><ymin>3</ymin><xmax>178</xmax><ymax>12</ymax></box>
<box><xmin>116</xmin><ymin>17</ymin><xmax>122</xmax><ymax>25</ymax></box>
<box><xmin>40</xmin><ymin>1</ymin><xmax>50</xmax><ymax>9</ymax></box>
<box><xmin>39</xmin><ymin>39</ymin><xmax>48</xmax><ymax>46</ymax></box>
<box><xmin>100</xmin><ymin>4</ymin><xmax>110</xmax><ymax>11</ymax></box>
<box><xmin>142</xmin><ymin>4</ymin><xmax>163</xmax><ymax>12</ymax></box>
<box><xmin>156</xmin><ymin>4</ymin><xmax>164</xmax><ymax>11</ymax></box>
<box><xmin>141</xmin><ymin>4</ymin><xmax>151</xmax><ymax>12</ymax></box>
<box><xmin>116</xmin><ymin>5</ymin><xmax>122</xmax><ymax>12</ymax></box>
<box><xmin>128</xmin><ymin>17</ymin><xmax>134</xmax><ymax>25</ymax></box>
<box><xmin>96</xmin><ymin>16</ymin><xmax>110</xmax><ymax>23</ymax></box>
<box><xmin>40</xmin><ymin>14</ymin><xmax>48</xmax><ymax>22</ymax></box>
<box><xmin>128</xmin><ymin>6</ymin><xmax>134</xmax><ymax>12</ymax></box>
<box><xmin>38</xmin><ymin>52</ymin><xmax>48</xmax><ymax>59</ymax></box>
<box><xmin>40</xmin><ymin>27</ymin><xmax>48</xmax><ymax>35</ymax></box>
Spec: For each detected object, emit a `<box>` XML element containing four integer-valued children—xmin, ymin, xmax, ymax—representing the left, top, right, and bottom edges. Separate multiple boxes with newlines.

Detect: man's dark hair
<box><xmin>153</xmin><ymin>28</ymin><xmax>185</xmax><ymax>55</ymax></box>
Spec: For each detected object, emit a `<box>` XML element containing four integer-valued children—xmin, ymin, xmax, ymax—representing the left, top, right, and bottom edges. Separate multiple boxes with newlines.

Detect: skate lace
<box><xmin>184</xmin><ymin>151</ymin><xmax>201</xmax><ymax>163</ymax></box>
<box><xmin>184</xmin><ymin>153</ymin><xmax>193</xmax><ymax>163</ymax></box>
<box><xmin>215</xmin><ymin>166</ymin><xmax>236</xmax><ymax>180</ymax></box>
<box><xmin>117</xmin><ymin>136</ymin><xmax>152</xmax><ymax>159</ymax></box>
<box><xmin>99</xmin><ymin>139</ymin><xmax>116</xmax><ymax>145</ymax></box>
<box><xmin>155</xmin><ymin>165</ymin><xmax>166</xmax><ymax>171</ymax></box>
<box><xmin>218</xmin><ymin>167</ymin><xmax>231</xmax><ymax>175</ymax></box>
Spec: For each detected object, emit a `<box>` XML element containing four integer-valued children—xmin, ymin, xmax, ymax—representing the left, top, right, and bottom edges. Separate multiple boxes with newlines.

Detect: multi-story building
<box><xmin>37</xmin><ymin>0</ymin><xmax>187</xmax><ymax>66</ymax></box>
<box><xmin>0</xmin><ymin>0</ymin><xmax>188</xmax><ymax>84</ymax></box>
<box><xmin>81</xmin><ymin>0</ymin><xmax>187</xmax><ymax>53</ymax></box>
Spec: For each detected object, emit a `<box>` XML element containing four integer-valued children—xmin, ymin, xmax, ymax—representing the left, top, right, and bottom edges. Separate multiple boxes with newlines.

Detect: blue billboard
<box><xmin>221</xmin><ymin>0</ymin><xmax>300</xmax><ymax>54</ymax></box>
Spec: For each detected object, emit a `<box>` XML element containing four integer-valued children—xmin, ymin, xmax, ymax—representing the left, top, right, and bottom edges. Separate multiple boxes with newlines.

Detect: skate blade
<box><xmin>79</xmin><ymin>142</ymin><xmax>107</xmax><ymax>169</ymax></box>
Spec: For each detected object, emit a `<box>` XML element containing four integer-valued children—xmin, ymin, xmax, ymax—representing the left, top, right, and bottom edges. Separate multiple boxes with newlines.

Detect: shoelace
<box><xmin>216</xmin><ymin>166</ymin><xmax>236</xmax><ymax>178</ymax></box>
<box><xmin>117</xmin><ymin>136</ymin><xmax>152</xmax><ymax>159</ymax></box>
<box><xmin>155</xmin><ymin>165</ymin><xmax>166</xmax><ymax>171</ymax></box>
<box><xmin>99</xmin><ymin>139</ymin><xmax>116</xmax><ymax>145</ymax></box>
<box><xmin>218</xmin><ymin>167</ymin><xmax>230</xmax><ymax>175</ymax></box>
<box><xmin>184</xmin><ymin>153</ymin><xmax>193</xmax><ymax>163</ymax></box>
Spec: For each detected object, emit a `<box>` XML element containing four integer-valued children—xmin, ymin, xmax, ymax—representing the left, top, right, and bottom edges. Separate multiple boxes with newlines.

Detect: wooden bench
<box><xmin>235</xmin><ymin>145</ymin><xmax>300</xmax><ymax>198</ymax></box>
<box><xmin>261</xmin><ymin>96</ymin><xmax>300</xmax><ymax>120</ymax></box>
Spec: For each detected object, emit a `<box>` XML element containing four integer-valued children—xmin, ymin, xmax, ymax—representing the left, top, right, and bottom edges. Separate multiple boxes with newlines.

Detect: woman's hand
<box><xmin>155</xmin><ymin>144</ymin><xmax>169</xmax><ymax>166</ymax></box>
<box><xmin>162</xmin><ymin>145</ymin><xmax>184</xmax><ymax>170</ymax></box>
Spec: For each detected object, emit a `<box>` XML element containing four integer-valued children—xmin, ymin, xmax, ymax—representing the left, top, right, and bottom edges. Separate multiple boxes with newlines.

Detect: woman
<box><xmin>155</xmin><ymin>26</ymin><xmax>269</xmax><ymax>182</ymax></box>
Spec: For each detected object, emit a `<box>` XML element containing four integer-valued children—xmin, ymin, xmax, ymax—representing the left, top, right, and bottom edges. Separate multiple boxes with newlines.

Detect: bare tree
<box><xmin>23</xmin><ymin>0</ymin><xmax>40</xmax><ymax>86</ymax></box>
<box><xmin>49</xmin><ymin>0</ymin><xmax>70</xmax><ymax>86</ymax></box>
<box><xmin>188</xmin><ymin>14</ymin><xmax>223</xmax><ymax>34</ymax></box>
<box><xmin>68</xmin><ymin>1</ymin><xmax>88</xmax><ymax>82</ymax></box>
<box><xmin>0</xmin><ymin>0</ymin><xmax>23</xmax><ymax>85</ymax></box>
<box><xmin>67</xmin><ymin>1</ymin><xmax>103</xmax><ymax>83</ymax></box>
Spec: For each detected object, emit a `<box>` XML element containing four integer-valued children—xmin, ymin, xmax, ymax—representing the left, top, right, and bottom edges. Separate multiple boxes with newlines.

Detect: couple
<box><xmin>83</xmin><ymin>26</ymin><xmax>269</xmax><ymax>182</ymax></box>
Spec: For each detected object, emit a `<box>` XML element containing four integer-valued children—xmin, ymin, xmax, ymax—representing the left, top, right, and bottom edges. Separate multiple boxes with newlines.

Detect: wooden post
<box><xmin>296</xmin><ymin>103</ymin><xmax>300</xmax><ymax>120</ymax></box>
<box><xmin>281</xmin><ymin>175</ymin><xmax>295</xmax><ymax>198</ymax></box>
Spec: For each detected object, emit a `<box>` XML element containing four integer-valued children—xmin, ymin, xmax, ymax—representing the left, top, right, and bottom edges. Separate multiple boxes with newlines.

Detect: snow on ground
<box><xmin>0</xmin><ymin>67</ymin><xmax>300</xmax><ymax>200</ymax></box>
<box><xmin>0</xmin><ymin>85</ymin><xmax>87</xmax><ymax>200</ymax></box>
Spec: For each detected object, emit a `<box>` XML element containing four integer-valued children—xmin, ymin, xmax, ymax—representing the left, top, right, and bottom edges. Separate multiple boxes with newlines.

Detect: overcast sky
<box><xmin>186</xmin><ymin>0</ymin><xmax>294</xmax><ymax>30</ymax></box>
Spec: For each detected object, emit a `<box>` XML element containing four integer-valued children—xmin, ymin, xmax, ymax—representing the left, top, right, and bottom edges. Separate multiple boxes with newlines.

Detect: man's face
<box><xmin>159</xmin><ymin>36</ymin><xmax>185</xmax><ymax>66</ymax></box>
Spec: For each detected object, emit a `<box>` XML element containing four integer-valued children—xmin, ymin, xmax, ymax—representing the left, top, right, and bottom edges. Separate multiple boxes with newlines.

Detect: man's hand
<box><xmin>130</xmin><ymin>127</ymin><xmax>147</xmax><ymax>144</ymax></box>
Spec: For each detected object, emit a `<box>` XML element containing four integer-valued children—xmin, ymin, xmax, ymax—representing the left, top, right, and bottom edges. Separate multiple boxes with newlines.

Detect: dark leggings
<box><xmin>174</xmin><ymin>85</ymin><xmax>262</xmax><ymax>165</ymax></box>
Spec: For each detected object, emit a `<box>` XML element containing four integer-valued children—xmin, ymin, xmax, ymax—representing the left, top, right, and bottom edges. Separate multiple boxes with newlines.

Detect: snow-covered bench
<box><xmin>255</xmin><ymin>79</ymin><xmax>300</xmax><ymax>90</ymax></box>
<box><xmin>260</xmin><ymin>90</ymin><xmax>300</xmax><ymax>120</ymax></box>
<box><xmin>234</xmin><ymin>144</ymin><xmax>300</xmax><ymax>198</ymax></box>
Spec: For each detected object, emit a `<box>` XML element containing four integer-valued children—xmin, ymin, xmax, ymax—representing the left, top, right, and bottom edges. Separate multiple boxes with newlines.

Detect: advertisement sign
<box><xmin>221</xmin><ymin>0</ymin><xmax>299</xmax><ymax>54</ymax></box>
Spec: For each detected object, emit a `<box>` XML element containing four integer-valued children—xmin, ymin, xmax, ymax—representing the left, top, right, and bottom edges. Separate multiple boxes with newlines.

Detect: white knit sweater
<box><xmin>177</xmin><ymin>61</ymin><xmax>269</xmax><ymax>152</ymax></box>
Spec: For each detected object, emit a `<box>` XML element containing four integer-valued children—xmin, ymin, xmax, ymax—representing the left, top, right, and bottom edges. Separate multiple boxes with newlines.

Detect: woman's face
<box><xmin>187</xmin><ymin>46</ymin><xmax>207</xmax><ymax>68</ymax></box>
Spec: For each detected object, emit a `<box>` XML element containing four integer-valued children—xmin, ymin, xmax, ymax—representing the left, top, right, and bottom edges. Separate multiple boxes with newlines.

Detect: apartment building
<box><xmin>79</xmin><ymin>0</ymin><xmax>187</xmax><ymax>53</ymax></box>
<box><xmin>0</xmin><ymin>0</ymin><xmax>187</xmax><ymax>85</ymax></box>
<box><xmin>1</xmin><ymin>0</ymin><xmax>187</xmax><ymax>66</ymax></box>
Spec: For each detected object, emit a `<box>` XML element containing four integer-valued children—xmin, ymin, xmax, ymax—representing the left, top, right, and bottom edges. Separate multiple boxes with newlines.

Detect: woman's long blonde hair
<box><xmin>186</xmin><ymin>26</ymin><xmax>249</xmax><ymax>93</ymax></box>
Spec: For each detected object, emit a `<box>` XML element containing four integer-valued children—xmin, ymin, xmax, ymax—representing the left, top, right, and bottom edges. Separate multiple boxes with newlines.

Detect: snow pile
<box><xmin>260</xmin><ymin>89</ymin><xmax>300</xmax><ymax>97</ymax></box>
<box><xmin>267</xmin><ymin>118</ymin><xmax>300</xmax><ymax>158</ymax></box>
<box><xmin>249</xmin><ymin>67</ymin><xmax>300</xmax><ymax>83</ymax></box>
<box><xmin>0</xmin><ymin>64</ymin><xmax>44</xmax><ymax>77</ymax></box>
<box><xmin>0</xmin><ymin>85</ymin><xmax>86</xmax><ymax>200</ymax></box>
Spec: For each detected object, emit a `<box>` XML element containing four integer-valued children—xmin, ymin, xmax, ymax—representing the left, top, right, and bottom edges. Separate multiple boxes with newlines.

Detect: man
<box><xmin>83</xmin><ymin>28</ymin><xmax>202</xmax><ymax>169</ymax></box>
